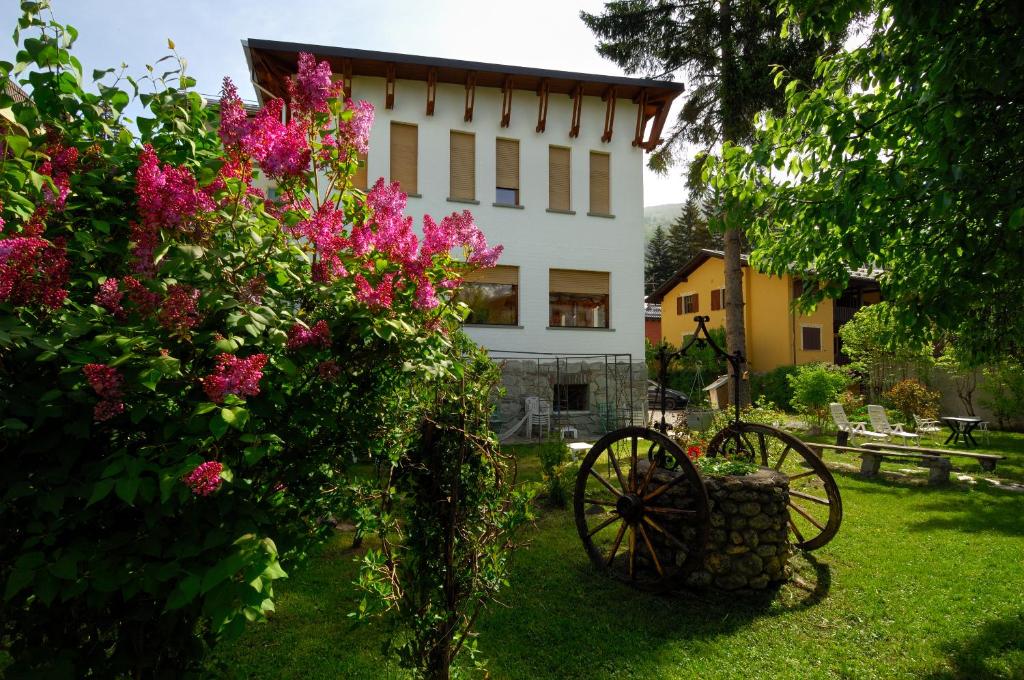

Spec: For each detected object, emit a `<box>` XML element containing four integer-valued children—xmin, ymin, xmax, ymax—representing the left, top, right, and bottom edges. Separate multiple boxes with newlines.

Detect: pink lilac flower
<box><xmin>135</xmin><ymin>145</ymin><xmax>214</xmax><ymax>232</ymax></box>
<box><xmin>237</xmin><ymin>275</ymin><xmax>266</xmax><ymax>305</ymax></box>
<box><xmin>260</xmin><ymin>116</ymin><xmax>311</xmax><ymax>178</ymax></box>
<box><xmin>292</xmin><ymin>203</ymin><xmax>349</xmax><ymax>282</ymax></box>
<box><xmin>218</xmin><ymin>77</ymin><xmax>249</xmax><ymax>150</ymax></box>
<box><xmin>123</xmin><ymin>276</ymin><xmax>160</xmax><ymax>316</ymax></box>
<box><xmin>354</xmin><ymin>273</ymin><xmax>396</xmax><ymax>309</ymax></box>
<box><xmin>413</xmin><ymin>277</ymin><xmax>439</xmax><ymax>310</ymax></box>
<box><xmin>287</xmin><ymin>320</ymin><xmax>331</xmax><ymax>349</ymax></box>
<box><xmin>201</xmin><ymin>353</ymin><xmax>268</xmax><ymax>403</ymax></box>
<box><xmin>0</xmin><ymin>236</ymin><xmax>69</xmax><ymax>308</ymax></box>
<box><xmin>95</xmin><ymin>278</ymin><xmax>125</xmax><ymax>319</ymax></box>
<box><xmin>129</xmin><ymin>221</ymin><xmax>159</xmax><ymax>277</ymax></box>
<box><xmin>287</xmin><ymin>52</ymin><xmax>340</xmax><ymax>116</ymax></box>
<box><xmin>360</xmin><ymin>178</ymin><xmax>418</xmax><ymax>263</ymax></box>
<box><xmin>336</xmin><ymin>99</ymin><xmax>374</xmax><ymax>155</ymax></box>
<box><xmin>158</xmin><ymin>285</ymin><xmax>202</xmax><ymax>334</ymax></box>
<box><xmin>317</xmin><ymin>359</ymin><xmax>341</xmax><ymax>381</ymax></box>
<box><xmin>220</xmin><ymin>93</ymin><xmax>311</xmax><ymax>179</ymax></box>
<box><xmin>183</xmin><ymin>460</ymin><xmax>223</xmax><ymax>496</ymax></box>
<box><xmin>39</xmin><ymin>144</ymin><xmax>78</xmax><ymax>210</ymax></box>
<box><xmin>83</xmin><ymin>363</ymin><xmax>125</xmax><ymax>422</ymax></box>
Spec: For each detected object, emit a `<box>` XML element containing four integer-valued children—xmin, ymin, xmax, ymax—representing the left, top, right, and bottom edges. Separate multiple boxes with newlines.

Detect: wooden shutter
<box><xmin>693</xmin><ymin>293</ymin><xmax>699</xmax><ymax>312</ymax></box>
<box><xmin>676</xmin><ymin>297</ymin><xmax>683</xmax><ymax>315</ymax></box>
<box><xmin>802</xmin><ymin>326</ymin><xmax>822</xmax><ymax>351</ymax></box>
<box><xmin>496</xmin><ymin>139</ymin><xmax>519</xmax><ymax>190</ymax></box>
<box><xmin>549</xmin><ymin>146</ymin><xmax>571</xmax><ymax>211</ymax></box>
<box><xmin>549</xmin><ymin>269</ymin><xmax>608</xmax><ymax>295</ymax></box>
<box><xmin>449</xmin><ymin>131</ymin><xmax>475</xmax><ymax>200</ymax></box>
<box><xmin>353</xmin><ymin>151</ymin><xmax>368</xmax><ymax>191</ymax></box>
<box><xmin>463</xmin><ymin>265</ymin><xmax>518</xmax><ymax>285</ymax></box>
<box><xmin>390</xmin><ymin>122</ymin><xmax>418</xmax><ymax>194</ymax></box>
<box><xmin>711</xmin><ymin>289</ymin><xmax>721</xmax><ymax>311</ymax></box>
<box><xmin>589</xmin><ymin>151</ymin><xmax>610</xmax><ymax>214</ymax></box>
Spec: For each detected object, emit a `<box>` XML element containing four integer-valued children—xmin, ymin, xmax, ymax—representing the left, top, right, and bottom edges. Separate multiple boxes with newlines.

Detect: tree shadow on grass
<box><xmin>923</xmin><ymin>612</ymin><xmax>1024</xmax><ymax>680</ymax></box>
<box><xmin>901</xmin><ymin>485</ymin><xmax>1024</xmax><ymax>538</ymax></box>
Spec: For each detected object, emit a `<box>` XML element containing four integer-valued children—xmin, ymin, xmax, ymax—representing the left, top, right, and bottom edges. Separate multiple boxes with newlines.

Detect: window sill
<box><xmin>493</xmin><ymin>202</ymin><xmax>524</xmax><ymax>210</ymax></box>
<box><xmin>464</xmin><ymin>323</ymin><xmax>524</xmax><ymax>329</ymax></box>
<box><xmin>587</xmin><ymin>212</ymin><xmax>615</xmax><ymax>219</ymax></box>
<box><xmin>546</xmin><ymin>208</ymin><xmax>576</xmax><ymax>215</ymax></box>
<box><xmin>546</xmin><ymin>326</ymin><xmax>615</xmax><ymax>332</ymax></box>
<box><xmin>447</xmin><ymin>197</ymin><xmax>479</xmax><ymax>205</ymax></box>
<box><xmin>406</xmin><ymin>192</ymin><xmax>422</xmax><ymax>198</ymax></box>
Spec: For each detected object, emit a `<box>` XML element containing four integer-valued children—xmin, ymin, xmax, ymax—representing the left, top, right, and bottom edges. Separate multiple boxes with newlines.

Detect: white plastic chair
<box><xmin>525</xmin><ymin>396</ymin><xmax>551</xmax><ymax>439</ymax></box>
<box><xmin>867</xmin><ymin>405</ymin><xmax>920</xmax><ymax>444</ymax></box>
<box><xmin>913</xmin><ymin>415</ymin><xmax>943</xmax><ymax>443</ymax></box>
<box><xmin>977</xmin><ymin>420</ymin><xmax>990</xmax><ymax>445</ymax></box>
<box><xmin>830</xmin><ymin>403</ymin><xmax>889</xmax><ymax>444</ymax></box>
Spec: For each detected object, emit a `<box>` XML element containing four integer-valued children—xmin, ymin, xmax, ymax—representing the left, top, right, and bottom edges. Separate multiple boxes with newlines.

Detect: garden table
<box><xmin>941</xmin><ymin>416</ymin><xmax>983</xmax><ymax>447</ymax></box>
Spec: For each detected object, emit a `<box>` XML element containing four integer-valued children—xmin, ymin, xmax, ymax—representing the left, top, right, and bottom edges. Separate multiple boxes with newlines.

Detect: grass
<box><xmin>212</xmin><ymin>433</ymin><xmax>1024</xmax><ymax>680</ymax></box>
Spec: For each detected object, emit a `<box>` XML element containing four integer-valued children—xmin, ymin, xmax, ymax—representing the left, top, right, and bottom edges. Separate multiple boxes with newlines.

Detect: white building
<box><xmin>243</xmin><ymin>41</ymin><xmax>683</xmax><ymax>432</ymax></box>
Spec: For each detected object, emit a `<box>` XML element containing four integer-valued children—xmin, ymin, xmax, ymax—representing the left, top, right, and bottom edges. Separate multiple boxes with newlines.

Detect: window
<box><xmin>453</xmin><ymin>265</ymin><xmax>518</xmax><ymax>325</ymax></box>
<box><xmin>684</xmin><ymin>293</ymin><xmax>699</xmax><ymax>314</ymax></box>
<box><xmin>802</xmin><ymin>325</ymin><xmax>822</xmax><ymax>351</ymax></box>
<box><xmin>353</xmin><ymin>151</ymin><xmax>368</xmax><ymax>191</ymax></box>
<box><xmin>548</xmin><ymin>146</ymin><xmax>571</xmax><ymax>211</ymax></box>
<box><xmin>549</xmin><ymin>269</ymin><xmax>609</xmax><ymax>328</ymax></box>
<box><xmin>496</xmin><ymin>138</ymin><xmax>520</xmax><ymax>205</ymax></box>
<box><xmin>792</xmin><ymin>278</ymin><xmax>804</xmax><ymax>298</ymax></box>
<box><xmin>710</xmin><ymin>287</ymin><xmax>726</xmax><ymax>311</ymax></box>
<box><xmin>676</xmin><ymin>296</ymin><xmax>683</xmax><ymax>315</ymax></box>
<box><xmin>589</xmin><ymin>151</ymin><xmax>610</xmax><ymax>215</ymax></box>
<box><xmin>389</xmin><ymin>122</ymin><xmax>418</xmax><ymax>194</ymax></box>
<box><xmin>449</xmin><ymin>131</ymin><xmax>475</xmax><ymax>201</ymax></box>
<box><xmin>553</xmin><ymin>384</ymin><xmax>589</xmax><ymax>411</ymax></box>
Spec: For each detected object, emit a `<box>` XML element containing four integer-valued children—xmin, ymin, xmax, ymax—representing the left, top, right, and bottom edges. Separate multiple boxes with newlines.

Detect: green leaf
<box><xmin>115</xmin><ymin>477</ymin><xmax>139</xmax><ymax>504</ymax></box>
<box><xmin>166</xmin><ymin>574</ymin><xmax>201</xmax><ymax>610</ymax></box>
<box><xmin>210</xmin><ymin>414</ymin><xmax>229</xmax><ymax>439</ymax></box>
<box><xmin>86</xmin><ymin>479</ymin><xmax>115</xmax><ymax>507</ymax></box>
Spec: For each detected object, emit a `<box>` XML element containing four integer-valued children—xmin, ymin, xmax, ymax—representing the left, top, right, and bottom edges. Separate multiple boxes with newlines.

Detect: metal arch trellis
<box><xmin>654</xmin><ymin>315</ymin><xmax>745</xmax><ymax>432</ymax></box>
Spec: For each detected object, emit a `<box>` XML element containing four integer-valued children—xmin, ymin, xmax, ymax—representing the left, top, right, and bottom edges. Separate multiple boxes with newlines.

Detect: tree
<box><xmin>582</xmin><ymin>1</ymin><xmax>846</xmax><ymax>404</ymax></box>
<box><xmin>838</xmin><ymin>303</ymin><xmax>934</xmax><ymax>401</ymax></box>
<box><xmin>710</xmin><ymin>0</ymin><xmax>1024</xmax><ymax>364</ymax></box>
<box><xmin>936</xmin><ymin>338</ymin><xmax>979</xmax><ymax>417</ymax></box>
<box><xmin>667</xmin><ymin>197</ymin><xmax>721</xmax><ymax>266</ymax></box>
<box><xmin>644</xmin><ymin>224</ymin><xmax>675</xmax><ymax>293</ymax></box>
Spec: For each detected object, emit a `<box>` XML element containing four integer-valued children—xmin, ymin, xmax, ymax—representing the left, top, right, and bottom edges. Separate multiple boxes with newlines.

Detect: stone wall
<box><xmin>689</xmin><ymin>470</ymin><xmax>792</xmax><ymax>590</ymax></box>
<box><xmin>492</xmin><ymin>358</ymin><xmax>647</xmax><ymax>435</ymax></box>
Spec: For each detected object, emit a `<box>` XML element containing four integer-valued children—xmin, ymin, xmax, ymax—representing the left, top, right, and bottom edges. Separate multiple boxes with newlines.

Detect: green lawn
<box><xmin>212</xmin><ymin>435</ymin><xmax>1024</xmax><ymax>680</ymax></box>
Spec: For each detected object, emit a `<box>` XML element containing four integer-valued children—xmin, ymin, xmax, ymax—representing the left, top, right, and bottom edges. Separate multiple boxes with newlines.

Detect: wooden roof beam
<box><xmin>500</xmin><ymin>76</ymin><xmax>513</xmax><ymax>128</ymax></box>
<box><xmin>341</xmin><ymin>58</ymin><xmax>352</xmax><ymax>99</ymax></box>
<box><xmin>601</xmin><ymin>86</ymin><xmax>616</xmax><ymax>143</ymax></box>
<box><xmin>536</xmin><ymin>78</ymin><xmax>549</xmax><ymax>133</ymax></box>
<box><xmin>426</xmin><ymin>67</ymin><xmax>437</xmax><ymax>116</ymax></box>
<box><xmin>642</xmin><ymin>98</ymin><xmax>671</xmax><ymax>151</ymax></box>
<box><xmin>569</xmin><ymin>82</ymin><xmax>583</xmax><ymax>138</ymax></box>
<box><xmin>385</xmin><ymin>63</ymin><xmax>396</xmax><ymax>109</ymax></box>
<box><xmin>464</xmin><ymin>71</ymin><xmax>476</xmax><ymax>122</ymax></box>
<box><xmin>632</xmin><ymin>89</ymin><xmax>648</xmax><ymax>147</ymax></box>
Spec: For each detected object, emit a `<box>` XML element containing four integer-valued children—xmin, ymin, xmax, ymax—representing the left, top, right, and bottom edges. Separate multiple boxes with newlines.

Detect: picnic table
<box><xmin>942</xmin><ymin>416</ymin><xmax>983</xmax><ymax>447</ymax></box>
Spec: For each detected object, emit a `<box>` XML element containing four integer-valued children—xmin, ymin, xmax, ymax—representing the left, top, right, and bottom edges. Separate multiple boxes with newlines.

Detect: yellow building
<box><xmin>646</xmin><ymin>250</ymin><xmax>881</xmax><ymax>372</ymax></box>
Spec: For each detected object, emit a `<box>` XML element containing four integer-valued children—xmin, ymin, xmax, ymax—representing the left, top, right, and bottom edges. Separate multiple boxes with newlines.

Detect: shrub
<box><xmin>884</xmin><ymin>378</ymin><xmax>940</xmax><ymax>422</ymax></box>
<box><xmin>751</xmin><ymin>365</ymin><xmax>799</xmax><ymax>411</ymax></box>
<box><xmin>0</xmin><ymin>4</ymin><xmax>506</xmax><ymax>676</ymax></box>
<box><xmin>536</xmin><ymin>437</ymin><xmax>572</xmax><ymax>508</ymax></box>
<box><xmin>838</xmin><ymin>303</ymin><xmax>934</xmax><ymax>400</ymax></box>
<box><xmin>788</xmin><ymin>364</ymin><xmax>852</xmax><ymax>428</ymax></box>
<box><xmin>981</xmin><ymin>359</ymin><xmax>1024</xmax><ymax>429</ymax></box>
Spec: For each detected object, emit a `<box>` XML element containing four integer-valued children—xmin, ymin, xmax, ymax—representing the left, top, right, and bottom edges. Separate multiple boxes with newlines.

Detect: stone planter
<box><xmin>643</xmin><ymin>464</ymin><xmax>792</xmax><ymax>591</ymax></box>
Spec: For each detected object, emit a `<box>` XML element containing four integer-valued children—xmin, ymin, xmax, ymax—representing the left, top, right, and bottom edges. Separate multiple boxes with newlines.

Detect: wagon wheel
<box><xmin>573</xmin><ymin>427</ymin><xmax>710</xmax><ymax>590</ymax></box>
<box><xmin>706</xmin><ymin>422</ymin><xmax>842</xmax><ymax>550</ymax></box>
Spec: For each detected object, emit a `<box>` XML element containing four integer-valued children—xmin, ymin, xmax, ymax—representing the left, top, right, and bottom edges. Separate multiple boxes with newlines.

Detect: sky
<box><xmin>0</xmin><ymin>0</ymin><xmax>691</xmax><ymax>207</ymax></box>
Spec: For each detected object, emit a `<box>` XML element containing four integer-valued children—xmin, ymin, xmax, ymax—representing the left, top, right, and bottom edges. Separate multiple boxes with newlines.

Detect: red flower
<box><xmin>183</xmin><ymin>461</ymin><xmax>223</xmax><ymax>496</ymax></box>
<box><xmin>287</xmin><ymin>320</ymin><xmax>331</xmax><ymax>350</ymax></box>
<box><xmin>83</xmin><ymin>364</ymin><xmax>125</xmax><ymax>422</ymax></box>
<box><xmin>201</xmin><ymin>353</ymin><xmax>268</xmax><ymax>403</ymax></box>
<box><xmin>686</xmin><ymin>445</ymin><xmax>703</xmax><ymax>461</ymax></box>
<box><xmin>0</xmin><ymin>236</ymin><xmax>69</xmax><ymax>309</ymax></box>
<box><xmin>158</xmin><ymin>284</ymin><xmax>202</xmax><ymax>334</ymax></box>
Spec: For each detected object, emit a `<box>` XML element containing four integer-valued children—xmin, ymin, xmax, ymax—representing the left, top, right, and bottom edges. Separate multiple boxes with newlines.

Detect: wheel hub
<box><xmin>615</xmin><ymin>493</ymin><xmax>644</xmax><ymax>523</ymax></box>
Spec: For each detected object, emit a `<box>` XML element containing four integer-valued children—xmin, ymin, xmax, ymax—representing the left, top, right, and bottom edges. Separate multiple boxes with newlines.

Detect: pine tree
<box><xmin>666</xmin><ymin>198</ymin><xmax>721</xmax><ymax>267</ymax></box>
<box><xmin>582</xmin><ymin>1</ymin><xmax>846</xmax><ymax>404</ymax></box>
<box><xmin>644</xmin><ymin>224</ymin><xmax>674</xmax><ymax>294</ymax></box>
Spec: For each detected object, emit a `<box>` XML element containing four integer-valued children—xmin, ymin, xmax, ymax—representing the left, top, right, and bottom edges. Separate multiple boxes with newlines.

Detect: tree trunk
<box><xmin>719</xmin><ymin>0</ymin><xmax>750</xmax><ymax>406</ymax></box>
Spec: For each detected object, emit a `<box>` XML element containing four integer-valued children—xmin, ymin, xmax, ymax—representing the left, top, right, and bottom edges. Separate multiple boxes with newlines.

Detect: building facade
<box><xmin>243</xmin><ymin>41</ymin><xmax>684</xmax><ymax>430</ymax></box>
<box><xmin>647</xmin><ymin>250</ymin><xmax>881</xmax><ymax>373</ymax></box>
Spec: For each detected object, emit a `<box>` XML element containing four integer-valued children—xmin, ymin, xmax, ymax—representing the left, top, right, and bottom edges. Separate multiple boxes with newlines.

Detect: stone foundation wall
<box><xmin>689</xmin><ymin>469</ymin><xmax>792</xmax><ymax>590</ymax></box>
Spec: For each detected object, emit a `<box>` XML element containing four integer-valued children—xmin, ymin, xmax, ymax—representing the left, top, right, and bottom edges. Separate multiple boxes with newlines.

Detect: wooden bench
<box><xmin>808</xmin><ymin>443</ymin><xmax>952</xmax><ymax>485</ymax></box>
<box><xmin>861</xmin><ymin>442</ymin><xmax>1004</xmax><ymax>472</ymax></box>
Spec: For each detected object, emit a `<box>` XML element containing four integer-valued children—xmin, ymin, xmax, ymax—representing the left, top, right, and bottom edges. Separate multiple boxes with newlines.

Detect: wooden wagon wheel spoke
<box><xmin>637</xmin><ymin>523</ymin><xmax>665</xmax><ymax>577</ymax></box>
<box><xmin>789</xmin><ymin>501</ymin><xmax>825</xmax><ymax>531</ymax></box>
<box><xmin>573</xmin><ymin>426</ymin><xmax>711</xmax><ymax>590</ymax></box>
<box><xmin>642</xmin><ymin>514</ymin><xmax>690</xmax><ymax>551</ymax></box>
<box><xmin>605</xmin><ymin>520</ymin><xmax>628</xmax><ymax>566</ymax></box>
<box><xmin>789</xmin><ymin>489</ymin><xmax>830</xmax><ymax>506</ymax></box>
<box><xmin>588</xmin><ymin>468</ymin><xmax>621</xmax><ymax>498</ymax></box>
<box><xmin>642</xmin><ymin>471</ymin><xmax>690</xmax><ymax>502</ymax></box>
<box><xmin>706</xmin><ymin>422</ymin><xmax>843</xmax><ymax>551</ymax></box>
<box><xmin>587</xmin><ymin>514</ymin><xmax>621</xmax><ymax>538</ymax></box>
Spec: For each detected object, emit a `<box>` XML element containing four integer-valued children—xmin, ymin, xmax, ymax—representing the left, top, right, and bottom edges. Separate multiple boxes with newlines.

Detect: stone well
<box><xmin>643</xmin><ymin>464</ymin><xmax>793</xmax><ymax>591</ymax></box>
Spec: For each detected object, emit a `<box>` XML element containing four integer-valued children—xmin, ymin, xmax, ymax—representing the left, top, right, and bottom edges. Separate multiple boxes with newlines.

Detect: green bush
<box><xmin>982</xmin><ymin>359</ymin><xmax>1024</xmax><ymax>429</ymax></box>
<box><xmin>536</xmin><ymin>438</ymin><xmax>573</xmax><ymax>508</ymax></box>
<box><xmin>751</xmin><ymin>365</ymin><xmax>799</xmax><ymax>411</ymax></box>
<box><xmin>788</xmin><ymin>364</ymin><xmax>852</xmax><ymax>428</ymax></box>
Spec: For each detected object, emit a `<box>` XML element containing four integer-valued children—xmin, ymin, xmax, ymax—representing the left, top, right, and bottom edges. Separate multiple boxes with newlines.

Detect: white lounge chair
<box><xmin>913</xmin><ymin>415</ymin><xmax>943</xmax><ymax>443</ymax></box>
<box><xmin>525</xmin><ymin>396</ymin><xmax>551</xmax><ymax>439</ymax></box>
<box><xmin>867</xmin><ymin>405</ymin><xmax>919</xmax><ymax>444</ymax></box>
<box><xmin>830</xmin><ymin>403</ymin><xmax>889</xmax><ymax>444</ymax></box>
